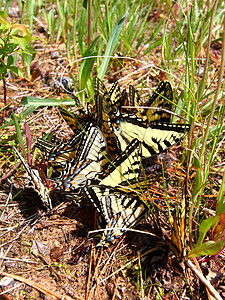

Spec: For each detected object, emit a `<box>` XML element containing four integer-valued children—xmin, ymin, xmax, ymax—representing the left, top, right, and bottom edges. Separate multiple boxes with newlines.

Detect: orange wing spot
<box><xmin>105</xmin><ymin>242</ymin><xmax>110</xmax><ymax>247</ymax></box>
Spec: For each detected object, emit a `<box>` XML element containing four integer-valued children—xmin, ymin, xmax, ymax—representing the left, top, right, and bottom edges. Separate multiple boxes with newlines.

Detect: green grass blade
<box><xmin>98</xmin><ymin>11</ymin><xmax>127</xmax><ymax>80</ymax></box>
<box><xmin>79</xmin><ymin>36</ymin><xmax>99</xmax><ymax>93</ymax></box>
<box><xmin>12</xmin><ymin>111</ymin><xmax>25</xmax><ymax>154</ymax></box>
<box><xmin>21</xmin><ymin>96</ymin><xmax>78</xmax><ymax>107</ymax></box>
<box><xmin>28</xmin><ymin>0</ymin><xmax>34</xmax><ymax>33</ymax></box>
<box><xmin>78</xmin><ymin>0</ymin><xmax>88</xmax><ymax>56</ymax></box>
<box><xmin>216</xmin><ymin>170</ymin><xmax>225</xmax><ymax>215</ymax></box>
<box><xmin>0</xmin><ymin>106</ymin><xmax>36</xmax><ymax>130</ymax></box>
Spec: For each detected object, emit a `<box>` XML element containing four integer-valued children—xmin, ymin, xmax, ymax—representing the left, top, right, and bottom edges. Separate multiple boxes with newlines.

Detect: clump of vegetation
<box><xmin>0</xmin><ymin>11</ymin><xmax>34</xmax><ymax>126</ymax></box>
<box><xmin>0</xmin><ymin>1</ymin><xmax>225</xmax><ymax>299</ymax></box>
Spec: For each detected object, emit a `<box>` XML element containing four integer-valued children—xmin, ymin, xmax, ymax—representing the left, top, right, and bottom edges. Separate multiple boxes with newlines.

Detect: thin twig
<box><xmin>86</xmin><ymin>243</ymin><xmax>94</xmax><ymax>300</ymax></box>
<box><xmin>0</xmin><ymin>271</ymin><xmax>84</xmax><ymax>300</ymax></box>
<box><xmin>0</xmin><ymin>162</ymin><xmax>21</xmax><ymax>185</ymax></box>
<box><xmin>187</xmin><ymin>260</ymin><xmax>223</xmax><ymax>300</ymax></box>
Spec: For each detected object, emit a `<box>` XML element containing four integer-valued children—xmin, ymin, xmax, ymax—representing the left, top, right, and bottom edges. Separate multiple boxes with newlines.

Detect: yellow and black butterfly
<box><xmin>35</xmin><ymin>122</ymin><xmax>95</xmax><ymax>174</ymax></box>
<box><xmin>13</xmin><ymin>146</ymin><xmax>52</xmax><ymax>210</ymax></box>
<box><xmin>87</xmin><ymin>138</ymin><xmax>159</xmax><ymax>194</ymax></box>
<box><xmin>58</xmin><ymin>106</ymin><xmax>90</xmax><ymax>133</ymax></box>
<box><xmin>92</xmin><ymin>77</ymin><xmax>122</xmax><ymax>159</ymax></box>
<box><xmin>36</xmin><ymin>122</ymin><xmax>108</xmax><ymax>194</ymax></box>
<box><xmin>128</xmin><ymin>81</ymin><xmax>173</xmax><ymax>123</ymax></box>
<box><xmin>58</xmin><ymin>79</ymin><xmax>121</xmax><ymax>160</ymax></box>
<box><xmin>94</xmin><ymin>77</ymin><xmax>189</xmax><ymax>160</ymax></box>
<box><xmin>58</xmin><ymin>137</ymin><xmax>139</xmax><ymax>201</ymax></box>
<box><xmin>84</xmin><ymin>184</ymin><xmax>149</xmax><ymax>247</ymax></box>
<box><xmin>109</xmin><ymin>110</ymin><xmax>189</xmax><ymax>159</ymax></box>
<box><xmin>54</xmin><ymin>122</ymin><xmax>108</xmax><ymax>192</ymax></box>
<box><xmin>96</xmin><ymin>78</ymin><xmax>173</xmax><ymax>123</ymax></box>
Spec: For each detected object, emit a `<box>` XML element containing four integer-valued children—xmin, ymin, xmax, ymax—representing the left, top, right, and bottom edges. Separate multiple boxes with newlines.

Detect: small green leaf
<box><xmin>7</xmin><ymin>55</ymin><xmax>13</xmax><ymax>67</ymax></box>
<box><xmin>196</xmin><ymin>216</ymin><xmax>219</xmax><ymax>246</ymax></box>
<box><xmin>9</xmin><ymin>66</ymin><xmax>23</xmax><ymax>77</ymax></box>
<box><xmin>11</xmin><ymin>35</ymin><xmax>28</xmax><ymax>50</ymax></box>
<box><xmin>12</xmin><ymin>111</ymin><xmax>25</xmax><ymax>155</ymax></box>
<box><xmin>0</xmin><ymin>11</ymin><xmax>8</xmax><ymax>26</ymax></box>
<box><xmin>188</xmin><ymin>238</ymin><xmax>225</xmax><ymax>257</ymax></box>
<box><xmin>0</xmin><ymin>66</ymin><xmax>7</xmax><ymax>75</ymax></box>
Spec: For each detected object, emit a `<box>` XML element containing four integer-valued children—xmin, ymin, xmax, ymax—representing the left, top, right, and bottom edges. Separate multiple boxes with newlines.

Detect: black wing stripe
<box><xmin>85</xmin><ymin>185</ymin><xmax>149</xmax><ymax>247</ymax></box>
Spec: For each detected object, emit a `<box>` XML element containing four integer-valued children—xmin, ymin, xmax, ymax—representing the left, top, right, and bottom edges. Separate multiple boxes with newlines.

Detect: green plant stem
<box><xmin>0</xmin><ymin>78</ymin><xmax>6</xmax><ymax>126</ymax></box>
<box><xmin>189</xmin><ymin>12</ymin><xmax>225</xmax><ymax>249</ymax></box>
<box><xmin>197</xmin><ymin>0</ymin><xmax>219</xmax><ymax>103</ymax></box>
<box><xmin>217</xmin><ymin>169</ymin><xmax>225</xmax><ymax>214</ymax></box>
<box><xmin>88</xmin><ymin>0</ymin><xmax>92</xmax><ymax>46</ymax></box>
<box><xmin>199</xmin><ymin>15</ymin><xmax>225</xmax><ymax>165</ymax></box>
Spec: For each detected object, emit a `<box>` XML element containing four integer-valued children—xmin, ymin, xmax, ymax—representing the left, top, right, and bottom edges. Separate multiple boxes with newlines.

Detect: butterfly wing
<box><xmin>146</xmin><ymin>81</ymin><xmax>173</xmax><ymax>123</ymax></box>
<box><xmin>92</xmin><ymin>138</ymin><xmax>141</xmax><ymax>188</ymax></box>
<box><xmin>110</xmin><ymin>111</ymin><xmax>190</xmax><ymax>159</ymax></box>
<box><xmin>128</xmin><ymin>81</ymin><xmax>173</xmax><ymax>123</ymax></box>
<box><xmin>54</xmin><ymin>122</ymin><xmax>108</xmax><ymax>192</ymax></box>
<box><xmin>94</xmin><ymin>77</ymin><xmax>121</xmax><ymax>158</ymax></box>
<box><xmin>35</xmin><ymin>124</ymin><xmax>89</xmax><ymax>173</ymax></box>
<box><xmin>84</xmin><ymin>184</ymin><xmax>149</xmax><ymax>247</ymax></box>
<box><xmin>128</xmin><ymin>85</ymin><xmax>147</xmax><ymax>117</ymax></box>
<box><xmin>94</xmin><ymin>77</ymin><xmax>118</xmax><ymax>119</ymax></box>
<box><xmin>58</xmin><ymin>106</ymin><xmax>90</xmax><ymax>132</ymax></box>
<box><xmin>108</xmin><ymin>80</ymin><xmax>123</xmax><ymax>109</ymax></box>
